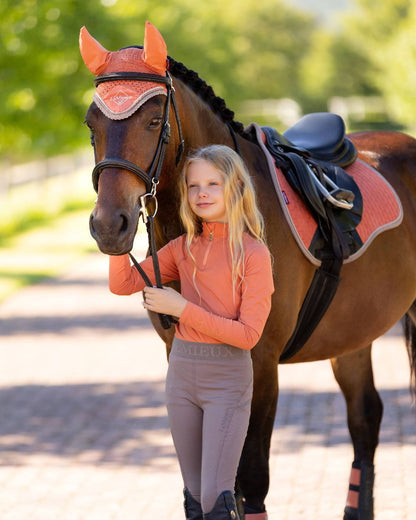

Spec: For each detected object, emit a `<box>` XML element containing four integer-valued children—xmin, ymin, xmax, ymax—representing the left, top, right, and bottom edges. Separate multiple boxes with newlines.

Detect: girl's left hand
<box><xmin>143</xmin><ymin>286</ymin><xmax>188</xmax><ymax>318</ymax></box>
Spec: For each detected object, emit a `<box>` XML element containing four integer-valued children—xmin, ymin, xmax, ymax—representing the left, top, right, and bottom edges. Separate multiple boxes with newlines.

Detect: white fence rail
<box><xmin>0</xmin><ymin>150</ymin><xmax>93</xmax><ymax>195</ymax></box>
<box><xmin>0</xmin><ymin>150</ymin><xmax>95</xmax><ymax>225</ymax></box>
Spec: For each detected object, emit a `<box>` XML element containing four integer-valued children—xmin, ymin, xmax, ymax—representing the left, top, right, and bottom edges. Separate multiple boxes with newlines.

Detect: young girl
<box><xmin>109</xmin><ymin>144</ymin><xmax>274</xmax><ymax>520</ymax></box>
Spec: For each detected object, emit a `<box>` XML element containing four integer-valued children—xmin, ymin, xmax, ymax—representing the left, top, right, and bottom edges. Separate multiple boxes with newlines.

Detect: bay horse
<box><xmin>80</xmin><ymin>22</ymin><xmax>416</xmax><ymax>519</ymax></box>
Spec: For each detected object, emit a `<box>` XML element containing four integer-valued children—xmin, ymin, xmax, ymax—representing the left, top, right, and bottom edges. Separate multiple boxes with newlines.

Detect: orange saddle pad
<box><xmin>249</xmin><ymin>123</ymin><xmax>403</xmax><ymax>266</ymax></box>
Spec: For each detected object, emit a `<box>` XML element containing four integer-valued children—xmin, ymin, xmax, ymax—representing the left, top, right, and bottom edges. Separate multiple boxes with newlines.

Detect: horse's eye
<box><xmin>148</xmin><ymin>117</ymin><xmax>162</xmax><ymax>129</ymax></box>
<box><xmin>88</xmin><ymin>127</ymin><xmax>95</xmax><ymax>147</ymax></box>
<box><xmin>84</xmin><ymin>120</ymin><xmax>96</xmax><ymax>147</ymax></box>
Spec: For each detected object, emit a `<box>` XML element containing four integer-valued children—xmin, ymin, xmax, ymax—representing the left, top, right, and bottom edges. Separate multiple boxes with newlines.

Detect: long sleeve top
<box><xmin>109</xmin><ymin>221</ymin><xmax>274</xmax><ymax>350</ymax></box>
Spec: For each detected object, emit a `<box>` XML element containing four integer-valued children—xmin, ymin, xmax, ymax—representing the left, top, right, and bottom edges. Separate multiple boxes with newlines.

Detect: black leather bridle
<box><xmin>91</xmin><ymin>70</ymin><xmax>184</xmax><ymax>330</ymax></box>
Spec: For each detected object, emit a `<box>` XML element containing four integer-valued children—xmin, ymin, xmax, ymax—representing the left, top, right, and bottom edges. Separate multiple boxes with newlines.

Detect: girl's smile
<box><xmin>186</xmin><ymin>159</ymin><xmax>227</xmax><ymax>222</ymax></box>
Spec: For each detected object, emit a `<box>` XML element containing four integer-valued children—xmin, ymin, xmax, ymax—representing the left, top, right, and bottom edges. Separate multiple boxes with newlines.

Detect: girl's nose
<box><xmin>198</xmin><ymin>189</ymin><xmax>208</xmax><ymax>198</ymax></box>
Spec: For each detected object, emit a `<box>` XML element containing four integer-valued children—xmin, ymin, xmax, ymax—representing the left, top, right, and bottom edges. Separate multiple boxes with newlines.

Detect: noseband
<box><xmin>91</xmin><ymin>71</ymin><xmax>184</xmax><ymax>195</ymax></box>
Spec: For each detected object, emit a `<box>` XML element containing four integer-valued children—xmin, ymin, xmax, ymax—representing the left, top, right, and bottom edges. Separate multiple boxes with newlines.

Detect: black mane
<box><xmin>168</xmin><ymin>56</ymin><xmax>246</xmax><ymax>136</ymax></box>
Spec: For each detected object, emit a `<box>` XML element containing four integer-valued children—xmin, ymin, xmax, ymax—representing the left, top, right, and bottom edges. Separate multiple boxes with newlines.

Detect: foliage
<box><xmin>345</xmin><ymin>0</ymin><xmax>416</xmax><ymax>127</ymax></box>
<box><xmin>299</xmin><ymin>30</ymin><xmax>379</xmax><ymax>112</ymax></box>
<box><xmin>381</xmin><ymin>7</ymin><xmax>416</xmax><ymax>126</ymax></box>
<box><xmin>2</xmin><ymin>0</ymin><xmax>416</xmax><ymax>163</ymax></box>
<box><xmin>0</xmin><ymin>0</ymin><xmax>127</xmax><ymax>160</ymax></box>
<box><xmin>315</xmin><ymin>0</ymin><xmax>416</xmax><ymax>128</ymax></box>
<box><xmin>0</xmin><ymin>0</ymin><xmax>316</xmax><ymax>162</ymax></box>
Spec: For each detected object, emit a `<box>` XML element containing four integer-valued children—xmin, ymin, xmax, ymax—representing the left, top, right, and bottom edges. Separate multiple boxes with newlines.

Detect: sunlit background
<box><xmin>0</xmin><ymin>5</ymin><xmax>414</xmax><ymax>518</ymax></box>
<box><xmin>1</xmin><ymin>0</ymin><xmax>416</xmax><ymax>297</ymax></box>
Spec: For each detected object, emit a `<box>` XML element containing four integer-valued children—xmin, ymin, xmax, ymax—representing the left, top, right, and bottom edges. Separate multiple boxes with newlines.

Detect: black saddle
<box><xmin>282</xmin><ymin>112</ymin><xmax>357</xmax><ymax>167</ymax></box>
<box><xmin>259</xmin><ymin>113</ymin><xmax>363</xmax><ymax>362</ymax></box>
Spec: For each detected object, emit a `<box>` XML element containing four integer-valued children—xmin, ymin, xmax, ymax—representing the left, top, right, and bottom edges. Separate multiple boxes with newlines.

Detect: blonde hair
<box><xmin>179</xmin><ymin>144</ymin><xmax>266</xmax><ymax>293</ymax></box>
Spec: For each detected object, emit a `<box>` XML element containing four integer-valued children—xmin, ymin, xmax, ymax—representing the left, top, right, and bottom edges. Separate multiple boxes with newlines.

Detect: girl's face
<box><xmin>186</xmin><ymin>159</ymin><xmax>227</xmax><ymax>223</ymax></box>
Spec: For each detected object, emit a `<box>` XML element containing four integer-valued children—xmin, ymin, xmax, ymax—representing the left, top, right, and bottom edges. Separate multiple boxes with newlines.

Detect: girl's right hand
<box><xmin>143</xmin><ymin>286</ymin><xmax>187</xmax><ymax>319</ymax></box>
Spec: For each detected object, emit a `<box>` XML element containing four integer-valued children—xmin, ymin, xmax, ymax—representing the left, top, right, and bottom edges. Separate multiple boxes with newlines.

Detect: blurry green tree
<box><xmin>300</xmin><ymin>0</ymin><xmax>416</xmax><ymax>129</ymax></box>
<box><xmin>0</xmin><ymin>0</ymin><xmax>129</xmax><ymax>160</ymax></box>
<box><xmin>344</xmin><ymin>0</ymin><xmax>416</xmax><ymax>127</ymax></box>
<box><xmin>3</xmin><ymin>0</ymin><xmax>415</xmax><ymax>162</ymax></box>
<box><xmin>0</xmin><ymin>0</ymin><xmax>315</xmax><ymax>161</ymax></box>
<box><xmin>298</xmin><ymin>30</ymin><xmax>378</xmax><ymax>111</ymax></box>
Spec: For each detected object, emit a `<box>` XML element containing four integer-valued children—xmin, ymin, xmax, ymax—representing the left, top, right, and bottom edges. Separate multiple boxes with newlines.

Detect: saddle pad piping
<box><xmin>249</xmin><ymin>122</ymin><xmax>321</xmax><ymax>266</ymax></box>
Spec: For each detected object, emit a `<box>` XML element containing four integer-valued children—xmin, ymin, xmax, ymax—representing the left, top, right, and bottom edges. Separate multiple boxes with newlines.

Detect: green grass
<box><xmin>0</xmin><ymin>207</ymin><xmax>97</xmax><ymax>303</ymax></box>
<box><xmin>0</xmin><ymin>168</ymin><xmax>98</xmax><ymax>302</ymax></box>
<box><xmin>0</xmin><ymin>198</ymin><xmax>92</xmax><ymax>247</ymax></box>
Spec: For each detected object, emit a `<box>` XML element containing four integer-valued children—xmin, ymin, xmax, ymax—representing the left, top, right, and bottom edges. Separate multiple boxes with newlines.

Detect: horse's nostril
<box><xmin>89</xmin><ymin>208</ymin><xmax>134</xmax><ymax>253</ymax></box>
<box><xmin>119</xmin><ymin>212</ymin><xmax>129</xmax><ymax>233</ymax></box>
<box><xmin>89</xmin><ymin>213</ymin><xmax>97</xmax><ymax>238</ymax></box>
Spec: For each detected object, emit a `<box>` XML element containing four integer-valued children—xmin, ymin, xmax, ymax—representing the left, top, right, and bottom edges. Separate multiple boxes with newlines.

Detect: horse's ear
<box><xmin>143</xmin><ymin>21</ymin><xmax>167</xmax><ymax>75</ymax></box>
<box><xmin>79</xmin><ymin>26</ymin><xmax>111</xmax><ymax>75</ymax></box>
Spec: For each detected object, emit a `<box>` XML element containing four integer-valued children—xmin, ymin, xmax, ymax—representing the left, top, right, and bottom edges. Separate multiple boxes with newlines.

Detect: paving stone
<box><xmin>0</xmin><ymin>235</ymin><xmax>414</xmax><ymax>519</ymax></box>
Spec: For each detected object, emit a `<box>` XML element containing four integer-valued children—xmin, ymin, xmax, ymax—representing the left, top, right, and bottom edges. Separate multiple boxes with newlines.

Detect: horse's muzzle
<box><xmin>89</xmin><ymin>207</ymin><xmax>137</xmax><ymax>255</ymax></box>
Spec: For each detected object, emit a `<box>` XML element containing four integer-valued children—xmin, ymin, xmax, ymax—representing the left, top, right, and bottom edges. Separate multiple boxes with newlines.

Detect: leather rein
<box><xmin>90</xmin><ymin>69</ymin><xmax>241</xmax><ymax>330</ymax></box>
<box><xmin>91</xmin><ymin>70</ymin><xmax>184</xmax><ymax>330</ymax></box>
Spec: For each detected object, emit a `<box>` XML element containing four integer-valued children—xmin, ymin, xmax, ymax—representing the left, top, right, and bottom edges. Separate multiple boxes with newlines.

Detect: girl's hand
<box><xmin>143</xmin><ymin>286</ymin><xmax>187</xmax><ymax>318</ymax></box>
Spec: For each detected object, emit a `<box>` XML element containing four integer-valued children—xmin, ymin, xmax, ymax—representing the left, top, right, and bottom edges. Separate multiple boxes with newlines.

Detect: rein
<box><xmin>92</xmin><ymin>70</ymin><xmax>184</xmax><ymax>330</ymax></box>
<box><xmin>91</xmin><ymin>70</ymin><xmax>240</xmax><ymax>330</ymax></box>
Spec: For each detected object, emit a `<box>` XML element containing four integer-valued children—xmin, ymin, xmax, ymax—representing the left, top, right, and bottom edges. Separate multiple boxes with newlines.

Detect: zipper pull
<box><xmin>209</xmin><ymin>231</ymin><xmax>213</xmax><ymax>241</ymax></box>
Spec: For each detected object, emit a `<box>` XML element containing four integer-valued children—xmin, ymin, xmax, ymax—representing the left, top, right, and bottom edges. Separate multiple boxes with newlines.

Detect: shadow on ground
<box><xmin>0</xmin><ymin>381</ymin><xmax>414</xmax><ymax>468</ymax></box>
<box><xmin>0</xmin><ymin>314</ymin><xmax>151</xmax><ymax>335</ymax></box>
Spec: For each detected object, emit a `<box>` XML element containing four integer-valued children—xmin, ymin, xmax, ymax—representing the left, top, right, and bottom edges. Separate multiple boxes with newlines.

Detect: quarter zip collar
<box><xmin>201</xmin><ymin>221</ymin><xmax>229</xmax><ymax>240</ymax></box>
<box><xmin>200</xmin><ymin>222</ymin><xmax>228</xmax><ymax>267</ymax></box>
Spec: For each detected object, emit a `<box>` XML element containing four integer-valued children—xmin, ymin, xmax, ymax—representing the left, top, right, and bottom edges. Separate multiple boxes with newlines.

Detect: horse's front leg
<box><xmin>331</xmin><ymin>345</ymin><xmax>383</xmax><ymax>520</ymax></box>
<box><xmin>237</xmin><ymin>350</ymin><xmax>278</xmax><ymax>520</ymax></box>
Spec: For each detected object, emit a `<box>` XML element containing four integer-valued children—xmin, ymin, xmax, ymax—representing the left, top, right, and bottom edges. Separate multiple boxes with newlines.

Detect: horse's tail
<box><xmin>404</xmin><ymin>309</ymin><xmax>416</xmax><ymax>400</ymax></box>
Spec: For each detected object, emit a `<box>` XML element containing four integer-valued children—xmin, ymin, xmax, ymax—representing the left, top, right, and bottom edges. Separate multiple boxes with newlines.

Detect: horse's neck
<box><xmin>178</xmin><ymin>83</ymin><xmax>235</xmax><ymax>147</ymax></box>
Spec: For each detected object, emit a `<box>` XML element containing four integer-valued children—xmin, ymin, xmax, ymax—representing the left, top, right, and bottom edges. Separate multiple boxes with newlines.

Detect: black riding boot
<box><xmin>203</xmin><ymin>491</ymin><xmax>240</xmax><ymax>520</ymax></box>
<box><xmin>184</xmin><ymin>488</ymin><xmax>203</xmax><ymax>520</ymax></box>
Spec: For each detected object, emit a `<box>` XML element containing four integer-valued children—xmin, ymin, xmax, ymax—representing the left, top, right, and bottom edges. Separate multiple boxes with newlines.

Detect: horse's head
<box><xmin>80</xmin><ymin>22</ymin><xmax>183</xmax><ymax>254</ymax></box>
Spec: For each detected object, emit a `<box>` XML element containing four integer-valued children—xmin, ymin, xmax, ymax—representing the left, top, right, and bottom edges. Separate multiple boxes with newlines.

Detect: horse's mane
<box><xmin>168</xmin><ymin>57</ymin><xmax>246</xmax><ymax>137</ymax></box>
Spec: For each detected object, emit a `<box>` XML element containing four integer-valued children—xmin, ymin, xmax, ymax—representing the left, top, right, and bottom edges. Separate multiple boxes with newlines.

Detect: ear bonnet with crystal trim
<box><xmin>79</xmin><ymin>21</ymin><xmax>168</xmax><ymax>120</ymax></box>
